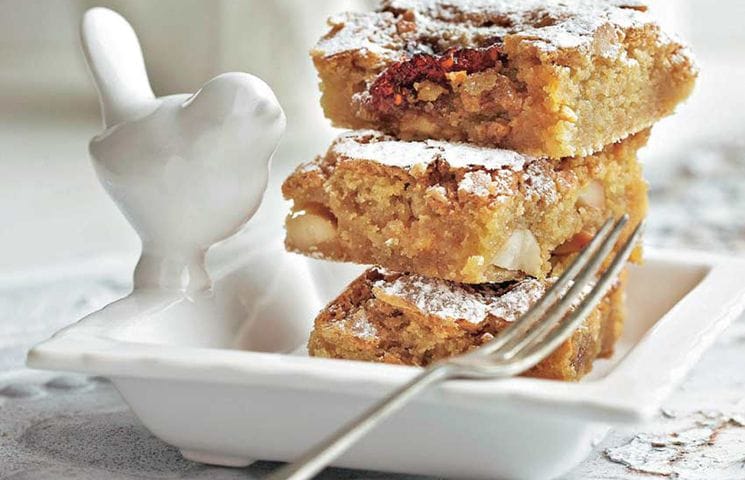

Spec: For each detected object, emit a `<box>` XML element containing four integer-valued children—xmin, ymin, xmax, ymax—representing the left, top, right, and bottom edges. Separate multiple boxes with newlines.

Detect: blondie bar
<box><xmin>312</xmin><ymin>0</ymin><xmax>696</xmax><ymax>158</ymax></box>
<box><xmin>283</xmin><ymin>129</ymin><xmax>647</xmax><ymax>284</ymax></box>
<box><xmin>308</xmin><ymin>267</ymin><xmax>626</xmax><ymax>380</ymax></box>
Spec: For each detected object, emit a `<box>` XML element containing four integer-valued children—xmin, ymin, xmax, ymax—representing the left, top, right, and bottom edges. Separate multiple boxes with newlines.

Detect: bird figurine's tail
<box><xmin>81</xmin><ymin>7</ymin><xmax>156</xmax><ymax>128</ymax></box>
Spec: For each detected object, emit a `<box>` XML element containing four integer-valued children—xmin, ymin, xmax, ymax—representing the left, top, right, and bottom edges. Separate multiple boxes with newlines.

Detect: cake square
<box><xmin>282</xmin><ymin>129</ymin><xmax>648</xmax><ymax>284</ymax></box>
<box><xmin>308</xmin><ymin>267</ymin><xmax>626</xmax><ymax>380</ymax></box>
<box><xmin>311</xmin><ymin>0</ymin><xmax>696</xmax><ymax>158</ymax></box>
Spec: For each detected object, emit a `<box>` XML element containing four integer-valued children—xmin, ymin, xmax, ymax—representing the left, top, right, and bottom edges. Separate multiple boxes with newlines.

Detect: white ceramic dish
<box><xmin>27</xmin><ymin>247</ymin><xmax>745</xmax><ymax>480</ymax></box>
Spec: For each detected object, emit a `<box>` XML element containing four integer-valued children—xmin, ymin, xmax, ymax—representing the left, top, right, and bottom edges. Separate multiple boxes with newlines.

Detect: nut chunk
<box><xmin>282</xmin><ymin>130</ymin><xmax>648</xmax><ymax>284</ymax></box>
<box><xmin>308</xmin><ymin>267</ymin><xmax>627</xmax><ymax>381</ymax></box>
<box><xmin>311</xmin><ymin>0</ymin><xmax>697</xmax><ymax>158</ymax></box>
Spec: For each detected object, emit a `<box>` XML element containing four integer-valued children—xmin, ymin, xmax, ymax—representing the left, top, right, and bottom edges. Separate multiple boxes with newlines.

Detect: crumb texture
<box><xmin>308</xmin><ymin>267</ymin><xmax>627</xmax><ymax>380</ymax></box>
<box><xmin>312</xmin><ymin>0</ymin><xmax>696</xmax><ymax>157</ymax></box>
<box><xmin>283</xmin><ymin>129</ymin><xmax>648</xmax><ymax>283</ymax></box>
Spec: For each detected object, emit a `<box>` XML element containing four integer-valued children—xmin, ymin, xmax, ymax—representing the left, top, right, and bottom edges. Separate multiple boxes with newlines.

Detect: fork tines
<box><xmin>454</xmin><ymin>215</ymin><xmax>643</xmax><ymax>377</ymax></box>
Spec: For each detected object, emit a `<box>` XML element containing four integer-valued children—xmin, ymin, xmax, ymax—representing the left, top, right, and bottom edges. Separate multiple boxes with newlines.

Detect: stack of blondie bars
<box><xmin>282</xmin><ymin>0</ymin><xmax>696</xmax><ymax>380</ymax></box>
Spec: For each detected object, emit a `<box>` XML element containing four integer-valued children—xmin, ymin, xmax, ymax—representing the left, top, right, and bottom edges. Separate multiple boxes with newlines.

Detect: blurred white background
<box><xmin>0</xmin><ymin>0</ymin><xmax>743</xmax><ymax>275</ymax></box>
<box><xmin>1</xmin><ymin>4</ymin><xmax>743</xmax><ymax>477</ymax></box>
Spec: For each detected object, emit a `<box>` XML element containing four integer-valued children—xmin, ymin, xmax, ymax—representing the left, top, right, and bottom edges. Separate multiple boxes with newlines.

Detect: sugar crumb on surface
<box><xmin>314</xmin><ymin>0</ymin><xmax>656</xmax><ymax>59</ymax></box>
<box><xmin>331</xmin><ymin>130</ymin><xmax>529</xmax><ymax>171</ymax></box>
<box><xmin>372</xmin><ymin>271</ymin><xmax>547</xmax><ymax>324</ymax></box>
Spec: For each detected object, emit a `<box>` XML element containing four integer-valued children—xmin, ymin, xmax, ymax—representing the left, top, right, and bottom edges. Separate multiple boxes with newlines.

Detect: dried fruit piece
<box><xmin>368</xmin><ymin>45</ymin><xmax>503</xmax><ymax>115</ymax></box>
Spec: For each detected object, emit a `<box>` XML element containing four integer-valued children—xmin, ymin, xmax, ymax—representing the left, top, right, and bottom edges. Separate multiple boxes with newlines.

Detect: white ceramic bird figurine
<box><xmin>81</xmin><ymin>7</ymin><xmax>286</xmax><ymax>294</ymax></box>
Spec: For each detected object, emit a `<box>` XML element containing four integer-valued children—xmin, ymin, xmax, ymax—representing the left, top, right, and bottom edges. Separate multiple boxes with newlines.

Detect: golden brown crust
<box><xmin>312</xmin><ymin>0</ymin><xmax>697</xmax><ymax>158</ymax></box>
<box><xmin>307</xmin><ymin>266</ymin><xmax>627</xmax><ymax>381</ymax></box>
<box><xmin>282</xmin><ymin>130</ymin><xmax>648</xmax><ymax>284</ymax></box>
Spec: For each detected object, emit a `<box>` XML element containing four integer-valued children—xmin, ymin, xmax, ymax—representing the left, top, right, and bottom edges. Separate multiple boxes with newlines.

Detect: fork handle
<box><xmin>266</xmin><ymin>364</ymin><xmax>454</xmax><ymax>480</ymax></box>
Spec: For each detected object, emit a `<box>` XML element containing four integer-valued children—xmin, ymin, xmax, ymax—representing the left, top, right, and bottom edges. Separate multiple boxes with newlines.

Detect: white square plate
<box><xmin>27</xmin><ymin>247</ymin><xmax>745</xmax><ymax>480</ymax></box>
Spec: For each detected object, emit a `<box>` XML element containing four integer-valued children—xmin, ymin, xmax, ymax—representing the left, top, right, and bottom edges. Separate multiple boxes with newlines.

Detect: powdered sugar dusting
<box><xmin>348</xmin><ymin>310</ymin><xmax>378</xmax><ymax>340</ymax></box>
<box><xmin>425</xmin><ymin>184</ymin><xmax>449</xmax><ymax>203</ymax></box>
<box><xmin>314</xmin><ymin>0</ymin><xmax>656</xmax><ymax>59</ymax></box>
<box><xmin>328</xmin><ymin>130</ymin><xmax>557</xmax><ymax>202</ymax></box>
<box><xmin>374</xmin><ymin>275</ymin><xmax>490</xmax><ymax>323</ymax></box>
<box><xmin>314</xmin><ymin>11</ymin><xmax>398</xmax><ymax>59</ymax></box>
<box><xmin>524</xmin><ymin>162</ymin><xmax>558</xmax><ymax>204</ymax></box>
<box><xmin>457</xmin><ymin>170</ymin><xmax>519</xmax><ymax>200</ymax></box>
<box><xmin>458</xmin><ymin>170</ymin><xmax>492</xmax><ymax>197</ymax></box>
<box><xmin>332</xmin><ymin>130</ymin><xmax>528</xmax><ymax>170</ymax></box>
<box><xmin>297</xmin><ymin>161</ymin><xmax>321</xmax><ymax>173</ymax></box>
<box><xmin>373</xmin><ymin>272</ymin><xmax>548</xmax><ymax>324</ymax></box>
<box><xmin>488</xmin><ymin>278</ymin><xmax>548</xmax><ymax>322</ymax></box>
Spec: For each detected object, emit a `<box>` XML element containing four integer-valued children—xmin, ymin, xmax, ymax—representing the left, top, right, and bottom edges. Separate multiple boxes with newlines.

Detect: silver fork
<box><xmin>268</xmin><ymin>215</ymin><xmax>642</xmax><ymax>480</ymax></box>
